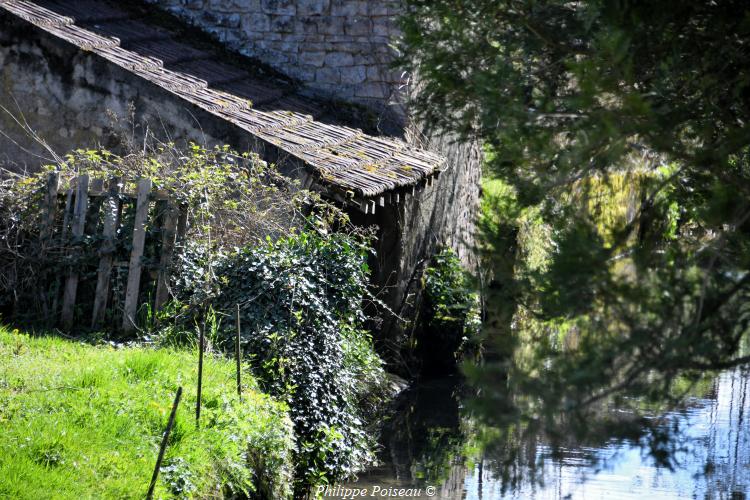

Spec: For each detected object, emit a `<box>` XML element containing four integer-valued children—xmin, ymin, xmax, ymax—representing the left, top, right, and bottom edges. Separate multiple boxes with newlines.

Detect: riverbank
<box><xmin>0</xmin><ymin>327</ymin><xmax>294</xmax><ymax>498</ymax></box>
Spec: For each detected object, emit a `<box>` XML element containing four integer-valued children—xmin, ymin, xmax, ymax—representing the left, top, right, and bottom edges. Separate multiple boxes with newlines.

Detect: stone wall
<box><xmin>358</xmin><ymin>129</ymin><xmax>482</xmax><ymax>358</ymax></box>
<box><xmin>139</xmin><ymin>0</ymin><xmax>484</xmax><ymax>352</ymax></box>
<box><xmin>147</xmin><ymin>0</ymin><xmax>405</xmax><ymax>119</ymax></box>
<box><xmin>0</xmin><ymin>5</ymin><xmax>482</xmax><ymax>361</ymax></box>
<box><xmin>0</xmin><ymin>14</ymin><xmax>308</xmax><ymax>177</ymax></box>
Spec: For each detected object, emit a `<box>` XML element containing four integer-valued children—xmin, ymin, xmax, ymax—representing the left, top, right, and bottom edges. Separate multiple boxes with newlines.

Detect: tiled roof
<box><xmin>0</xmin><ymin>0</ymin><xmax>446</xmax><ymax>209</ymax></box>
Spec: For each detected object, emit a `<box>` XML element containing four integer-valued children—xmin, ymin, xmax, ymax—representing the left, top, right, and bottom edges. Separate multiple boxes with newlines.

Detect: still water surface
<box><xmin>336</xmin><ymin>367</ymin><xmax>749</xmax><ymax>499</ymax></box>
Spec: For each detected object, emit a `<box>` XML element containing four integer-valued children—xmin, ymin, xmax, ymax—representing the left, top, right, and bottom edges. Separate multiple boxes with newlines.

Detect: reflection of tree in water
<box><xmin>466</xmin><ymin>365</ymin><xmax>750</xmax><ymax>498</ymax></box>
<box><xmin>375</xmin><ymin>376</ymin><xmax>468</xmax><ymax>496</ymax></box>
<box><xmin>367</xmin><ymin>363</ymin><xmax>749</xmax><ymax>497</ymax></box>
<box><xmin>695</xmin><ymin>367</ymin><xmax>750</xmax><ymax>499</ymax></box>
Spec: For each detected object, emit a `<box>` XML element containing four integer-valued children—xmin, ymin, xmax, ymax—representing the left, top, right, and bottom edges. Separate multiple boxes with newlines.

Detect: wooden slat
<box><xmin>176</xmin><ymin>204</ymin><xmax>189</xmax><ymax>242</ymax></box>
<box><xmin>154</xmin><ymin>201</ymin><xmax>178</xmax><ymax>311</ymax></box>
<box><xmin>61</xmin><ymin>174</ymin><xmax>90</xmax><ymax>330</ymax></box>
<box><xmin>39</xmin><ymin>172</ymin><xmax>60</xmax><ymax>322</ymax></box>
<box><xmin>85</xmin><ymin>178</ymin><xmax>105</xmax><ymax>234</ymax></box>
<box><xmin>91</xmin><ymin>177</ymin><xmax>121</xmax><ymax>329</ymax></box>
<box><xmin>40</xmin><ymin>172</ymin><xmax>59</xmax><ymax>244</ymax></box>
<box><xmin>60</xmin><ymin>181</ymin><xmax>75</xmax><ymax>242</ymax></box>
<box><xmin>51</xmin><ymin>183</ymin><xmax>75</xmax><ymax>320</ymax></box>
<box><xmin>122</xmin><ymin>178</ymin><xmax>152</xmax><ymax>332</ymax></box>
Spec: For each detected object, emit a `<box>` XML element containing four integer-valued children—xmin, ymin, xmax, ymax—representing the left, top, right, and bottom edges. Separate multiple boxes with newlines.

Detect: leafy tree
<box><xmin>400</xmin><ymin>0</ymin><xmax>750</xmax><ymax>477</ymax></box>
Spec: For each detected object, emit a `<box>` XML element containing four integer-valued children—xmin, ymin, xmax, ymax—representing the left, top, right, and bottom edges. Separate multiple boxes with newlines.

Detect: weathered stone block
<box><xmin>293</xmin><ymin>64</ymin><xmax>318</xmax><ymax>81</ymax></box>
<box><xmin>304</xmin><ymin>41</ymin><xmax>328</xmax><ymax>51</ymax></box>
<box><xmin>331</xmin><ymin>1</ymin><xmax>368</xmax><ymax>16</ymax></box>
<box><xmin>366</xmin><ymin>65</ymin><xmax>382</xmax><ymax>80</ymax></box>
<box><xmin>324</xmin><ymin>51</ymin><xmax>354</xmax><ymax>67</ymax></box>
<box><xmin>323</xmin><ymin>34</ymin><xmax>356</xmax><ymax>43</ymax></box>
<box><xmin>340</xmin><ymin>65</ymin><xmax>367</xmax><ymax>84</ymax></box>
<box><xmin>369</xmin><ymin>1</ymin><xmax>402</xmax><ymax>16</ymax></box>
<box><xmin>345</xmin><ymin>17</ymin><xmax>373</xmax><ymax>37</ymax></box>
<box><xmin>373</xmin><ymin>20</ymin><xmax>389</xmax><ymax>36</ymax></box>
<box><xmin>336</xmin><ymin>42</ymin><xmax>367</xmax><ymax>55</ymax></box>
<box><xmin>241</xmin><ymin>14</ymin><xmax>270</xmax><ymax>33</ymax></box>
<box><xmin>315</xmin><ymin>66</ymin><xmax>341</xmax><ymax>84</ymax></box>
<box><xmin>355</xmin><ymin>81</ymin><xmax>388</xmax><ymax>98</ymax></box>
<box><xmin>316</xmin><ymin>16</ymin><xmax>344</xmax><ymax>35</ymax></box>
<box><xmin>297</xmin><ymin>0</ymin><xmax>331</xmax><ymax>16</ymax></box>
<box><xmin>215</xmin><ymin>13</ymin><xmax>241</xmax><ymax>28</ymax></box>
<box><xmin>296</xmin><ymin>17</ymin><xmax>318</xmax><ymax>34</ymax></box>
<box><xmin>299</xmin><ymin>51</ymin><xmax>326</xmax><ymax>67</ymax></box>
<box><xmin>261</xmin><ymin>0</ymin><xmax>296</xmax><ymax>15</ymax></box>
<box><xmin>270</xmin><ymin>15</ymin><xmax>295</xmax><ymax>33</ymax></box>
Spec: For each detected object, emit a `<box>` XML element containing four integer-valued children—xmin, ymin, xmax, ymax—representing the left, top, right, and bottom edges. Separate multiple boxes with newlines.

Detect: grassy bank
<box><xmin>0</xmin><ymin>327</ymin><xmax>294</xmax><ymax>499</ymax></box>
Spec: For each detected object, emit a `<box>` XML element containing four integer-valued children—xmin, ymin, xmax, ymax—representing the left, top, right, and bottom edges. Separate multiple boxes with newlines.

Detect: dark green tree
<box><xmin>400</xmin><ymin>0</ymin><xmax>750</xmax><ymax>478</ymax></box>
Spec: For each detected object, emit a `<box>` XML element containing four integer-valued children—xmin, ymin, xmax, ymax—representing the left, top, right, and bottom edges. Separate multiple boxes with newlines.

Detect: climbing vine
<box><xmin>182</xmin><ymin>229</ymin><xmax>387</xmax><ymax>494</ymax></box>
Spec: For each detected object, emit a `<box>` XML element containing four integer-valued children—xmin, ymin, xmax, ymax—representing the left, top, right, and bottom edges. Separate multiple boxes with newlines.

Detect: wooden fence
<box><xmin>41</xmin><ymin>172</ymin><xmax>186</xmax><ymax>332</ymax></box>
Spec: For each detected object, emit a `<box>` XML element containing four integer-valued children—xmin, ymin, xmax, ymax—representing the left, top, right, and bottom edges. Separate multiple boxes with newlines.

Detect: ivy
<box><xmin>418</xmin><ymin>248</ymin><xmax>480</xmax><ymax>373</ymax></box>
<box><xmin>183</xmin><ymin>229</ymin><xmax>386</xmax><ymax>494</ymax></box>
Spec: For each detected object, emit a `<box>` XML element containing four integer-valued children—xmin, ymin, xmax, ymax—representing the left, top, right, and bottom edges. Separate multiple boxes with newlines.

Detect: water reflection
<box><xmin>337</xmin><ymin>367</ymin><xmax>749</xmax><ymax>499</ymax></box>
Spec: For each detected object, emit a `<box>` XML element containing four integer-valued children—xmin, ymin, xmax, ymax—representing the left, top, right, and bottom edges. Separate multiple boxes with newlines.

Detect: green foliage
<box><xmin>0</xmin><ymin>326</ymin><xmax>294</xmax><ymax>499</ymax></box>
<box><xmin>181</xmin><ymin>229</ymin><xmax>386</xmax><ymax>494</ymax></box>
<box><xmin>401</xmin><ymin>0</ymin><xmax>750</xmax><ymax>484</ymax></box>
<box><xmin>0</xmin><ymin>141</ymin><xmax>323</xmax><ymax>329</ymax></box>
<box><xmin>418</xmin><ymin>248</ymin><xmax>480</xmax><ymax>372</ymax></box>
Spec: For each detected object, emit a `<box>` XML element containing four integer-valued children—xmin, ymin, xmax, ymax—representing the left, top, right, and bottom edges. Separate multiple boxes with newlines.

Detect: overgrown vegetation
<box><xmin>0</xmin><ymin>141</ymin><xmax>313</xmax><ymax>327</ymax></box>
<box><xmin>0</xmin><ymin>326</ymin><xmax>294</xmax><ymax>499</ymax></box>
<box><xmin>168</xmin><ymin>229</ymin><xmax>388</xmax><ymax>494</ymax></box>
<box><xmin>416</xmin><ymin>248</ymin><xmax>480</xmax><ymax>374</ymax></box>
<box><xmin>0</xmin><ymin>132</ymin><xmax>389</xmax><ymax>496</ymax></box>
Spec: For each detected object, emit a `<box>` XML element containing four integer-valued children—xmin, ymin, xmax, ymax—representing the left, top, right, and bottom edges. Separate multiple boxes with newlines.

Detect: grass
<box><xmin>0</xmin><ymin>326</ymin><xmax>294</xmax><ymax>499</ymax></box>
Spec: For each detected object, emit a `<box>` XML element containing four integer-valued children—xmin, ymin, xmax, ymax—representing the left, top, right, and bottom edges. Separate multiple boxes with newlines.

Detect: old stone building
<box><xmin>0</xmin><ymin>0</ymin><xmax>481</xmax><ymax>351</ymax></box>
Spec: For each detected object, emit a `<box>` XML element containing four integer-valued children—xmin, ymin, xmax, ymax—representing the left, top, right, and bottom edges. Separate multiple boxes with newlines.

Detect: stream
<box><xmin>332</xmin><ymin>366</ymin><xmax>750</xmax><ymax>499</ymax></box>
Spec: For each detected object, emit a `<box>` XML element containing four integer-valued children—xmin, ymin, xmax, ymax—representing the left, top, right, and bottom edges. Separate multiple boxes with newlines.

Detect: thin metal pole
<box><xmin>196</xmin><ymin>318</ymin><xmax>204</xmax><ymax>428</ymax></box>
<box><xmin>235</xmin><ymin>304</ymin><xmax>242</xmax><ymax>401</ymax></box>
<box><xmin>147</xmin><ymin>386</ymin><xmax>182</xmax><ymax>499</ymax></box>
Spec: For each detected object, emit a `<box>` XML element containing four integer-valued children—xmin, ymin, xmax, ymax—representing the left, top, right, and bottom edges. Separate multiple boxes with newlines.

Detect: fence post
<box><xmin>40</xmin><ymin>172</ymin><xmax>59</xmax><ymax>244</ymax></box>
<box><xmin>196</xmin><ymin>317</ymin><xmax>205</xmax><ymax>428</ymax></box>
<box><xmin>122</xmin><ymin>178</ymin><xmax>152</xmax><ymax>333</ymax></box>
<box><xmin>61</xmin><ymin>175</ymin><xmax>89</xmax><ymax>330</ymax></box>
<box><xmin>146</xmin><ymin>386</ymin><xmax>182</xmax><ymax>500</ymax></box>
<box><xmin>236</xmin><ymin>304</ymin><xmax>242</xmax><ymax>400</ymax></box>
<box><xmin>39</xmin><ymin>172</ymin><xmax>60</xmax><ymax>322</ymax></box>
<box><xmin>91</xmin><ymin>177</ymin><xmax>121</xmax><ymax>329</ymax></box>
<box><xmin>50</xmin><ymin>182</ymin><xmax>75</xmax><ymax>321</ymax></box>
<box><xmin>154</xmin><ymin>201</ymin><xmax>179</xmax><ymax>311</ymax></box>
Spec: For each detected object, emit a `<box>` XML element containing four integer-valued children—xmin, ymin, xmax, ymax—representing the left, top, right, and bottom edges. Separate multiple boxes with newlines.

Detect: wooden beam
<box><xmin>122</xmin><ymin>178</ymin><xmax>152</xmax><ymax>333</ymax></box>
<box><xmin>61</xmin><ymin>175</ymin><xmax>89</xmax><ymax>330</ymax></box>
<box><xmin>91</xmin><ymin>177</ymin><xmax>121</xmax><ymax>329</ymax></box>
<box><xmin>40</xmin><ymin>172</ymin><xmax>59</xmax><ymax>244</ymax></box>
<box><xmin>154</xmin><ymin>200</ymin><xmax>178</xmax><ymax>311</ymax></box>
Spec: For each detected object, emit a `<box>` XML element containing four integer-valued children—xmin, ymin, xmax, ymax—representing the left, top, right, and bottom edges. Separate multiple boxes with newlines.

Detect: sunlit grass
<box><xmin>0</xmin><ymin>326</ymin><xmax>293</xmax><ymax>499</ymax></box>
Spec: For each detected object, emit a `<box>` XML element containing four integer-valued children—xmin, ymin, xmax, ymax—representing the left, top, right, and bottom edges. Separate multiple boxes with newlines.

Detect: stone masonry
<box><xmin>146</xmin><ymin>0</ymin><xmax>483</xmax><ymax>351</ymax></box>
<box><xmin>147</xmin><ymin>0</ymin><xmax>405</xmax><ymax>118</ymax></box>
<box><xmin>0</xmin><ymin>0</ymin><xmax>482</xmax><ymax>356</ymax></box>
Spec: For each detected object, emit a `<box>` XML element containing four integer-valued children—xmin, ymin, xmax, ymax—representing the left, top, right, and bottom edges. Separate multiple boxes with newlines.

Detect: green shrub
<box><xmin>196</xmin><ymin>229</ymin><xmax>387</xmax><ymax>494</ymax></box>
<box><xmin>418</xmin><ymin>248</ymin><xmax>480</xmax><ymax>373</ymax></box>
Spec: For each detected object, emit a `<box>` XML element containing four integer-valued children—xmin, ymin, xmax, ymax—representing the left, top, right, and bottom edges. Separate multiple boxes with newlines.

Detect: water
<box><xmin>332</xmin><ymin>367</ymin><xmax>750</xmax><ymax>499</ymax></box>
